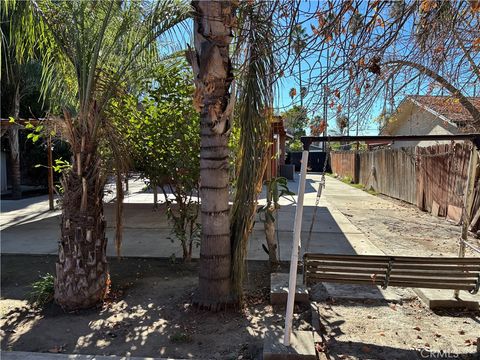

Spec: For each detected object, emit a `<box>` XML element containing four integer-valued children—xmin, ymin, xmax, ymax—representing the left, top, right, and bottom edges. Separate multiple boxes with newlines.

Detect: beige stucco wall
<box><xmin>390</xmin><ymin>107</ymin><xmax>460</xmax><ymax>148</ymax></box>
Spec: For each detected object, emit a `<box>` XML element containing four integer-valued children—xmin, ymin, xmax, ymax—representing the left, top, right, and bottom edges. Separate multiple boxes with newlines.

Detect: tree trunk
<box><xmin>8</xmin><ymin>126</ymin><xmax>21</xmax><ymax>199</ymax></box>
<box><xmin>264</xmin><ymin>215</ymin><xmax>279</xmax><ymax>267</ymax></box>
<box><xmin>152</xmin><ymin>181</ymin><xmax>158</xmax><ymax>208</ymax></box>
<box><xmin>190</xmin><ymin>0</ymin><xmax>236</xmax><ymax>309</ymax></box>
<box><xmin>54</xmin><ymin>143</ymin><xmax>109</xmax><ymax>310</ymax></box>
<box><xmin>8</xmin><ymin>84</ymin><xmax>21</xmax><ymax>199</ymax></box>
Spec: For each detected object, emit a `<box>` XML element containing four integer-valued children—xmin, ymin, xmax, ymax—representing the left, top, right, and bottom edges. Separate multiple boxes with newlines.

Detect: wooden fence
<box><xmin>358</xmin><ymin>148</ymin><xmax>417</xmax><ymax>205</ymax></box>
<box><xmin>330</xmin><ymin>144</ymin><xmax>478</xmax><ymax>224</ymax></box>
<box><xmin>329</xmin><ymin>151</ymin><xmax>358</xmax><ymax>183</ymax></box>
<box><xmin>416</xmin><ymin>144</ymin><xmax>470</xmax><ymax>217</ymax></box>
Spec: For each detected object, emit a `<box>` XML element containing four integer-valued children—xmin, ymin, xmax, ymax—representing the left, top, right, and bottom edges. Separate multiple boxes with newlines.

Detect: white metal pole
<box><xmin>284</xmin><ymin>150</ymin><xmax>309</xmax><ymax>346</ymax></box>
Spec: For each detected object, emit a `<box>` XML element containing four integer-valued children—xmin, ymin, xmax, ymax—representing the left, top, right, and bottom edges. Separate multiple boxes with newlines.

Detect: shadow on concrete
<box><xmin>322</xmin><ymin>340</ymin><xmax>426</xmax><ymax>360</ymax></box>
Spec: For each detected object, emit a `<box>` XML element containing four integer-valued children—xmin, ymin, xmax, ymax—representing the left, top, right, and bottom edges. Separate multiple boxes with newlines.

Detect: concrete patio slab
<box><xmin>322</xmin><ymin>283</ymin><xmax>402</xmax><ymax>302</ymax></box>
<box><xmin>270</xmin><ymin>273</ymin><xmax>309</xmax><ymax>305</ymax></box>
<box><xmin>263</xmin><ymin>330</ymin><xmax>316</xmax><ymax>360</ymax></box>
<box><xmin>414</xmin><ymin>288</ymin><xmax>479</xmax><ymax>310</ymax></box>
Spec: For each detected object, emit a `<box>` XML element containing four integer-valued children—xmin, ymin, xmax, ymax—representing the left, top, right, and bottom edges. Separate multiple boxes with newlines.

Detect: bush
<box><xmin>28</xmin><ymin>273</ymin><xmax>54</xmax><ymax>306</ymax></box>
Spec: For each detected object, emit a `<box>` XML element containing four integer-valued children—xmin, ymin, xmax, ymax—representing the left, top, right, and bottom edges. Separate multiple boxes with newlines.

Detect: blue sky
<box><xmin>269</xmin><ymin>1</ymin><xmax>479</xmax><ymax>136</ymax></box>
<box><xmin>178</xmin><ymin>1</ymin><xmax>478</xmax><ymax>136</ymax></box>
<box><xmin>271</xmin><ymin>1</ymin><xmax>394</xmax><ymax>136</ymax></box>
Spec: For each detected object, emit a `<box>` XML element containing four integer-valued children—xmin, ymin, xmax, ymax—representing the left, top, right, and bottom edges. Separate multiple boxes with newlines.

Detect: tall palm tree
<box><xmin>189</xmin><ymin>0</ymin><xmax>236</xmax><ymax>309</ymax></box>
<box><xmin>292</xmin><ymin>25</ymin><xmax>307</xmax><ymax>106</ymax></box>
<box><xmin>3</xmin><ymin>0</ymin><xmax>190</xmax><ymax>310</ymax></box>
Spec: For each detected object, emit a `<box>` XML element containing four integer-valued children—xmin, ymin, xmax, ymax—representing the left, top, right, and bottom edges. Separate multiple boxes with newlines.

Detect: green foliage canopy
<box><xmin>282</xmin><ymin>105</ymin><xmax>308</xmax><ymax>142</ymax></box>
<box><xmin>111</xmin><ymin>62</ymin><xmax>200</xmax><ymax>260</ymax></box>
<box><xmin>114</xmin><ymin>62</ymin><xmax>199</xmax><ymax>189</ymax></box>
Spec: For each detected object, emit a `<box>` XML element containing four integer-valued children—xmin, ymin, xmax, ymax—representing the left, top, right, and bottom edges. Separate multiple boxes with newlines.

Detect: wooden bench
<box><xmin>303</xmin><ymin>253</ymin><xmax>480</xmax><ymax>294</ymax></box>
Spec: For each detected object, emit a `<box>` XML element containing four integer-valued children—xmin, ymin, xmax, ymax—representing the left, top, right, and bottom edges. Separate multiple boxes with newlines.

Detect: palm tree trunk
<box><xmin>54</xmin><ymin>140</ymin><xmax>109</xmax><ymax>310</ymax></box>
<box><xmin>191</xmin><ymin>0</ymin><xmax>236</xmax><ymax>309</ymax></box>
<box><xmin>8</xmin><ymin>126</ymin><xmax>21</xmax><ymax>199</ymax></box>
<box><xmin>8</xmin><ymin>84</ymin><xmax>21</xmax><ymax>199</ymax></box>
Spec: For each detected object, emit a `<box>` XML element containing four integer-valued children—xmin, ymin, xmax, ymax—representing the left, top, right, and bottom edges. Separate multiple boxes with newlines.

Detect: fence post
<box><xmin>455</xmin><ymin>146</ymin><xmax>478</xmax><ymax>298</ymax></box>
<box><xmin>354</xmin><ymin>151</ymin><xmax>360</xmax><ymax>184</ymax></box>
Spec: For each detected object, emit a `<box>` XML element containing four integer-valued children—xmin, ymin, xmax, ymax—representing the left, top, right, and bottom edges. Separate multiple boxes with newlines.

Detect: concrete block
<box><xmin>323</xmin><ymin>283</ymin><xmax>402</xmax><ymax>302</ymax></box>
<box><xmin>263</xmin><ymin>330</ymin><xmax>316</xmax><ymax>360</ymax></box>
<box><xmin>447</xmin><ymin>205</ymin><xmax>462</xmax><ymax>224</ymax></box>
<box><xmin>431</xmin><ymin>201</ymin><xmax>440</xmax><ymax>217</ymax></box>
<box><xmin>414</xmin><ymin>288</ymin><xmax>479</xmax><ymax>310</ymax></box>
<box><xmin>271</xmin><ymin>273</ymin><xmax>309</xmax><ymax>305</ymax></box>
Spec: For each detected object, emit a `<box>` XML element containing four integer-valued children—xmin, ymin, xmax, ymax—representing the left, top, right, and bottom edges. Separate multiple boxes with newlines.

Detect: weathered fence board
<box><xmin>330</xmin><ymin>152</ymin><xmax>357</xmax><ymax>182</ymax></box>
<box><xmin>416</xmin><ymin>144</ymin><xmax>470</xmax><ymax>217</ymax></box>
<box><xmin>330</xmin><ymin>144</ymin><xmax>478</xmax><ymax>225</ymax></box>
<box><xmin>358</xmin><ymin>148</ymin><xmax>417</xmax><ymax>204</ymax></box>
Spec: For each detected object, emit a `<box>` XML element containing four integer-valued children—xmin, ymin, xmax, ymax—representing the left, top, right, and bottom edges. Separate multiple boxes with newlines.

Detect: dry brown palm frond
<box><xmin>230</xmin><ymin>1</ymin><xmax>278</xmax><ymax>302</ymax></box>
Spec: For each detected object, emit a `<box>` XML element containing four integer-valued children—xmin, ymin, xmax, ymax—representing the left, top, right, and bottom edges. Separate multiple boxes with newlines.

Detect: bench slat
<box><xmin>304</xmin><ymin>253</ymin><xmax>480</xmax><ymax>293</ymax></box>
<box><xmin>306</xmin><ymin>267</ymin><xmax>479</xmax><ymax>278</ymax></box>
<box><xmin>306</xmin><ymin>275</ymin><xmax>474</xmax><ymax>291</ymax></box>
<box><xmin>304</xmin><ymin>253</ymin><xmax>480</xmax><ymax>264</ymax></box>
<box><xmin>305</xmin><ymin>261</ymin><xmax>480</xmax><ymax>272</ymax></box>
<box><xmin>305</xmin><ymin>272</ymin><xmax>475</xmax><ymax>285</ymax></box>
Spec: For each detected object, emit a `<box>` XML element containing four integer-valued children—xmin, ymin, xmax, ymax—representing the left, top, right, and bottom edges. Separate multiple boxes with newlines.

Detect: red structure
<box><xmin>264</xmin><ymin>116</ymin><xmax>293</xmax><ymax>180</ymax></box>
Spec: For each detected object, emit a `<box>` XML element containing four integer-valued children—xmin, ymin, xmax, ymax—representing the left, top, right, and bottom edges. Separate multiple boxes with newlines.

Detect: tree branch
<box><xmin>384</xmin><ymin>59</ymin><xmax>480</xmax><ymax>128</ymax></box>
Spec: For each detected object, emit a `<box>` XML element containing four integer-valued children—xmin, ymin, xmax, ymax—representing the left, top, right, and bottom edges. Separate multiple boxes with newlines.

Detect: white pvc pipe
<box><xmin>284</xmin><ymin>150</ymin><xmax>309</xmax><ymax>346</ymax></box>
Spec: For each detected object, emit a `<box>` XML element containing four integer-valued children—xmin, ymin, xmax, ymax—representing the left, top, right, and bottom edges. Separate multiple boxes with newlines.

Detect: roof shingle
<box><xmin>410</xmin><ymin>95</ymin><xmax>480</xmax><ymax>124</ymax></box>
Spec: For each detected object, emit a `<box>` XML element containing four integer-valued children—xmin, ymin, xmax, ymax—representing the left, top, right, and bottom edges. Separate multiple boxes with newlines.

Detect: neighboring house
<box><xmin>381</xmin><ymin>95</ymin><xmax>480</xmax><ymax>148</ymax></box>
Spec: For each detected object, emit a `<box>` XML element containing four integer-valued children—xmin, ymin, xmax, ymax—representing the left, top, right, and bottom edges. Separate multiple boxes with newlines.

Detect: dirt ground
<box><xmin>2</xmin><ymin>255</ymin><xmax>478</xmax><ymax>360</ymax></box>
<box><xmin>335</xmin><ymin>192</ymin><xmax>480</xmax><ymax>258</ymax></box>
<box><xmin>0</xmin><ymin>255</ymin><xmax>312</xmax><ymax>359</ymax></box>
<box><xmin>312</xmin><ymin>284</ymin><xmax>479</xmax><ymax>360</ymax></box>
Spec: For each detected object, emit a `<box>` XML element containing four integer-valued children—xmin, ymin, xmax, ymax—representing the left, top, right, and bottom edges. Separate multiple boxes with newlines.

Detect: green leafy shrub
<box><xmin>28</xmin><ymin>273</ymin><xmax>54</xmax><ymax>306</ymax></box>
<box><xmin>112</xmin><ymin>62</ymin><xmax>200</xmax><ymax>261</ymax></box>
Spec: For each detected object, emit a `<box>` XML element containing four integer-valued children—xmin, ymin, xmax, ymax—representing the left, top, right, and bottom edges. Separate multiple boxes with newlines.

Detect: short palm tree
<box><xmin>3</xmin><ymin>0</ymin><xmax>190</xmax><ymax>310</ymax></box>
<box><xmin>1</xmin><ymin>5</ymin><xmax>44</xmax><ymax>199</ymax></box>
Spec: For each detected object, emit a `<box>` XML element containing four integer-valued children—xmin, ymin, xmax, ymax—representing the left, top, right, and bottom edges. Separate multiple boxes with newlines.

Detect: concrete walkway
<box><xmin>1</xmin><ymin>174</ymin><xmax>477</xmax><ymax>306</ymax></box>
<box><xmin>0</xmin><ymin>174</ymin><xmax>381</xmax><ymax>260</ymax></box>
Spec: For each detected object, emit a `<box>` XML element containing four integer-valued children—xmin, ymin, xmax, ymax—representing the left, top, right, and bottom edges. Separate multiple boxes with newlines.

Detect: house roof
<box><xmin>409</xmin><ymin>95</ymin><xmax>480</xmax><ymax>124</ymax></box>
<box><xmin>381</xmin><ymin>95</ymin><xmax>480</xmax><ymax>135</ymax></box>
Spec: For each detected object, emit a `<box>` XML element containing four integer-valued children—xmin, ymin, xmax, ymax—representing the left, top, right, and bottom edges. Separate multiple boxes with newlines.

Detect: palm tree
<box><xmin>292</xmin><ymin>25</ymin><xmax>307</xmax><ymax>106</ymax></box>
<box><xmin>3</xmin><ymin>0</ymin><xmax>190</xmax><ymax>310</ymax></box>
<box><xmin>189</xmin><ymin>0</ymin><xmax>236</xmax><ymax>309</ymax></box>
<box><xmin>1</xmin><ymin>9</ymin><xmax>42</xmax><ymax>199</ymax></box>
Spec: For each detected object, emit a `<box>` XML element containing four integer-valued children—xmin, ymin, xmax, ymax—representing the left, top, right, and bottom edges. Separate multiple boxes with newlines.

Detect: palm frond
<box><xmin>3</xmin><ymin>0</ymin><xmax>192</xmax><ymax>257</ymax></box>
<box><xmin>230</xmin><ymin>1</ymin><xmax>278</xmax><ymax>301</ymax></box>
